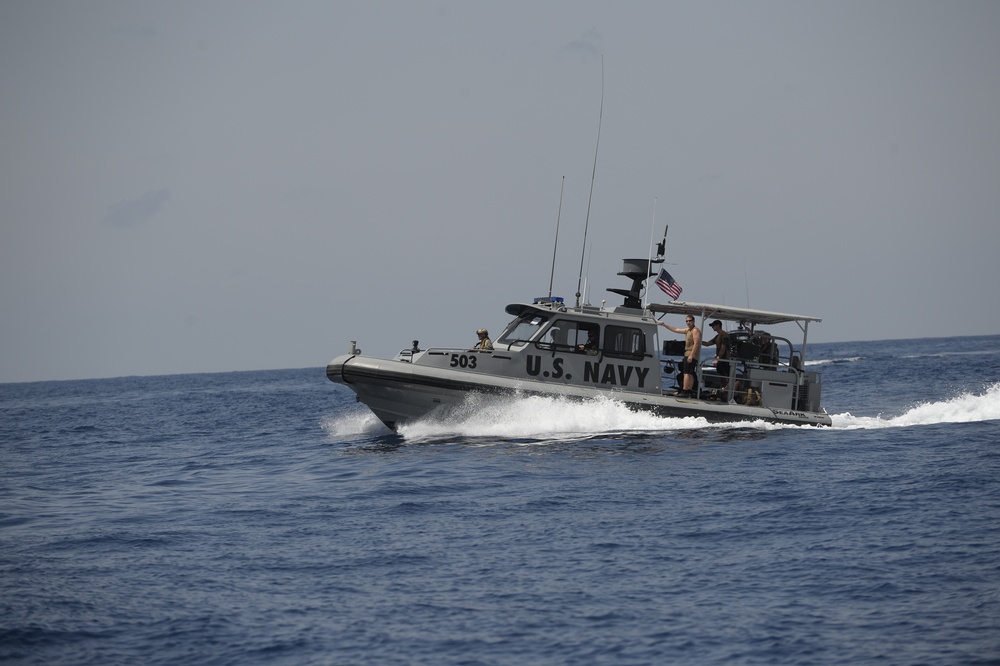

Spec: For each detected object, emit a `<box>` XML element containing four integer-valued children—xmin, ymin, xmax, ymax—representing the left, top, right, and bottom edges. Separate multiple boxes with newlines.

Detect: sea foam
<box><xmin>321</xmin><ymin>382</ymin><xmax>1000</xmax><ymax>442</ymax></box>
<box><xmin>831</xmin><ymin>382</ymin><xmax>1000</xmax><ymax>429</ymax></box>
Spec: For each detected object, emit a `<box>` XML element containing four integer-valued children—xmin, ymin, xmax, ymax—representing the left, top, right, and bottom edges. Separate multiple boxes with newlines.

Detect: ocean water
<box><xmin>2</xmin><ymin>335</ymin><xmax>999</xmax><ymax>665</ymax></box>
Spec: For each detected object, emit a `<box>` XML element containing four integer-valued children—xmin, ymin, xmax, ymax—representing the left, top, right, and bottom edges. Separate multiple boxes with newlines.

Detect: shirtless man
<box><xmin>659</xmin><ymin>316</ymin><xmax>701</xmax><ymax>398</ymax></box>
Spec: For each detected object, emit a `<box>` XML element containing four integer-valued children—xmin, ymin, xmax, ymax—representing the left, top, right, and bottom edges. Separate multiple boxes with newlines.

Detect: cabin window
<box><xmin>603</xmin><ymin>325</ymin><xmax>646</xmax><ymax>360</ymax></box>
<box><xmin>537</xmin><ymin>320</ymin><xmax>600</xmax><ymax>353</ymax></box>
<box><xmin>497</xmin><ymin>313</ymin><xmax>549</xmax><ymax>346</ymax></box>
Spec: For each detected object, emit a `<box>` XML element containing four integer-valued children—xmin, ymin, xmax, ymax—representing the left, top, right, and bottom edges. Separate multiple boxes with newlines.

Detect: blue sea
<box><xmin>2</xmin><ymin>335</ymin><xmax>999</xmax><ymax>665</ymax></box>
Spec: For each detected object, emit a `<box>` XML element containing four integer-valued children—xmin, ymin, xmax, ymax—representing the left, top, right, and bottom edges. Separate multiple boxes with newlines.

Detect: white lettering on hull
<box><xmin>525</xmin><ymin>355</ymin><xmax>650</xmax><ymax>389</ymax></box>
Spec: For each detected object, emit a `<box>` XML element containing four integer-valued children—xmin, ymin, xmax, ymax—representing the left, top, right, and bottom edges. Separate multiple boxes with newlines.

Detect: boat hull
<box><xmin>327</xmin><ymin>354</ymin><xmax>833</xmax><ymax>429</ymax></box>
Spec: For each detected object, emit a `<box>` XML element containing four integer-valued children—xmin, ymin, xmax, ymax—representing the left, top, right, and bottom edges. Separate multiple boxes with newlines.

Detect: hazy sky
<box><xmin>2</xmin><ymin>1</ymin><xmax>999</xmax><ymax>382</ymax></box>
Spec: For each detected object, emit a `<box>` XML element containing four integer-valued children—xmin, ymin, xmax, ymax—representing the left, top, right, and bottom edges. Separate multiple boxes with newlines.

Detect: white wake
<box><xmin>830</xmin><ymin>382</ymin><xmax>1000</xmax><ymax>429</ymax></box>
<box><xmin>322</xmin><ymin>383</ymin><xmax>1000</xmax><ymax>442</ymax></box>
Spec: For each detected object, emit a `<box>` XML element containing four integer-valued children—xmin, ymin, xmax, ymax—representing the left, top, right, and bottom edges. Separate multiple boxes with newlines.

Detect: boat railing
<box><xmin>693</xmin><ymin>335</ymin><xmax>811</xmax><ymax>405</ymax></box>
<box><xmin>696</xmin><ymin>358</ymin><xmax>739</xmax><ymax>402</ymax></box>
<box><xmin>394</xmin><ymin>346</ymin><xmax>496</xmax><ymax>363</ymax></box>
<box><xmin>728</xmin><ymin>335</ymin><xmax>796</xmax><ymax>371</ymax></box>
<box><xmin>695</xmin><ymin>358</ymin><xmax>809</xmax><ymax>407</ymax></box>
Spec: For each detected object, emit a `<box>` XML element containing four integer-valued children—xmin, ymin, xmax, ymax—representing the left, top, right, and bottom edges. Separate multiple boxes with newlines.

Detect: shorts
<box><xmin>679</xmin><ymin>358</ymin><xmax>698</xmax><ymax>375</ymax></box>
<box><xmin>716</xmin><ymin>360</ymin><xmax>731</xmax><ymax>379</ymax></box>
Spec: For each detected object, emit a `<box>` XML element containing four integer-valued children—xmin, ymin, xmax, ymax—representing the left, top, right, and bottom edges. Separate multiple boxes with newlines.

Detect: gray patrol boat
<box><xmin>326</xmin><ymin>253</ymin><xmax>832</xmax><ymax>429</ymax></box>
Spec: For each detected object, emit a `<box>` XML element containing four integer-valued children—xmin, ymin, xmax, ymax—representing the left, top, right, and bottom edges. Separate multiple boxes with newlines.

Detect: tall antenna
<box><xmin>642</xmin><ymin>197</ymin><xmax>658</xmax><ymax>310</ymax></box>
<box><xmin>548</xmin><ymin>176</ymin><xmax>565</xmax><ymax>299</ymax></box>
<box><xmin>744</xmin><ymin>261</ymin><xmax>751</xmax><ymax>308</ymax></box>
<box><xmin>575</xmin><ymin>56</ymin><xmax>604</xmax><ymax>308</ymax></box>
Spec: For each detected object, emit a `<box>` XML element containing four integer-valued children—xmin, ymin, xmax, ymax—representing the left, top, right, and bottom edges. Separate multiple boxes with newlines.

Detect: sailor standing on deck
<box><xmin>660</xmin><ymin>317</ymin><xmax>701</xmax><ymax>398</ymax></box>
<box><xmin>702</xmin><ymin>320</ymin><xmax>731</xmax><ymax>390</ymax></box>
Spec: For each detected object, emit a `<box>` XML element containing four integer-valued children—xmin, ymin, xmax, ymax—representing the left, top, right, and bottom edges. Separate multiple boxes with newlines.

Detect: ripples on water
<box><xmin>2</xmin><ymin>337</ymin><xmax>999</xmax><ymax>665</ymax></box>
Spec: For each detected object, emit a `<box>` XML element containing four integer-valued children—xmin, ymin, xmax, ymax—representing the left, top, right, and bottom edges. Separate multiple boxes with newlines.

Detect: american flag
<box><xmin>655</xmin><ymin>268</ymin><xmax>683</xmax><ymax>300</ymax></box>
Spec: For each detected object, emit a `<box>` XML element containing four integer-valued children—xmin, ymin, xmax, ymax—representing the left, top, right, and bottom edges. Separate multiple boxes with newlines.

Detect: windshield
<box><xmin>497</xmin><ymin>313</ymin><xmax>549</xmax><ymax>346</ymax></box>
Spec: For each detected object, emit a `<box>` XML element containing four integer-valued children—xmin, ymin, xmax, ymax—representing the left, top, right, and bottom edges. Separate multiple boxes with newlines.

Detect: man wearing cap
<box><xmin>703</xmin><ymin>320</ymin><xmax>731</xmax><ymax>392</ymax></box>
<box><xmin>473</xmin><ymin>328</ymin><xmax>493</xmax><ymax>350</ymax></box>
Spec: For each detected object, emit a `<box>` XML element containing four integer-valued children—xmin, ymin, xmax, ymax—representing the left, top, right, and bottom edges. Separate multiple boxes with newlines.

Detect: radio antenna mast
<box><xmin>744</xmin><ymin>261</ymin><xmax>751</xmax><ymax>308</ymax></box>
<box><xmin>575</xmin><ymin>56</ymin><xmax>604</xmax><ymax>308</ymax></box>
<box><xmin>642</xmin><ymin>197</ymin><xmax>658</xmax><ymax>310</ymax></box>
<box><xmin>547</xmin><ymin>176</ymin><xmax>565</xmax><ymax>299</ymax></box>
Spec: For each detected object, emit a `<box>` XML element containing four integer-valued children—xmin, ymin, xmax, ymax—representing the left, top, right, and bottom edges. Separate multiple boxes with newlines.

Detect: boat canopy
<box><xmin>648</xmin><ymin>301</ymin><xmax>822</xmax><ymax>327</ymax></box>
